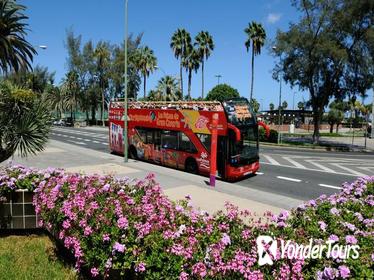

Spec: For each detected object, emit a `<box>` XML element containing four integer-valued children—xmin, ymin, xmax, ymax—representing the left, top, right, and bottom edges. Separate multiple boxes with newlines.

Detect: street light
<box><xmin>272</xmin><ymin>46</ymin><xmax>282</xmax><ymax>144</ymax></box>
<box><xmin>124</xmin><ymin>0</ymin><xmax>129</xmax><ymax>163</ymax></box>
<box><xmin>215</xmin><ymin>74</ymin><xmax>222</xmax><ymax>85</ymax></box>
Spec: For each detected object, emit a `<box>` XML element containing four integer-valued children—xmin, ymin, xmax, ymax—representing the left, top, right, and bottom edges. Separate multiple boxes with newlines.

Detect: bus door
<box><xmin>217</xmin><ymin>136</ymin><xmax>226</xmax><ymax>179</ymax></box>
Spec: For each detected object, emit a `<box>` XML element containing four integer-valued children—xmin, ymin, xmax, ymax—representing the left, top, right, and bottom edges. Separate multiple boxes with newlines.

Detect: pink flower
<box><xmin>135</xmin><ymin>262</ymin><xmax>146</xmax><ymax>272</ymax></box>
<box><xmin>117</xmin><ymin>217</ymin><xmax>128</xmax><ymax>229</ymax></box>
<box><xmin>318</xmin><ymin>221</ymin><xmax>327</xmax><ymax>231</ymax></box>
<box><xmin>192</xmin><ymin>262</ymin><xmax>207</xmax><ymax>278</ymax></box>
<box><xmin>338</xmin><ymin>265</ymin><xmax>350</xmax><ymax>279</ymax></box>
<box><xmin>345</xmin><ymin>235</ymin><xmax>357</xmax><ymax>244</ymax></box>
<box><xmin>221</xmin><ymin>233</ymin><xmax>231</xmax><ymax>246</ymax></box>
<box><xmin>113</xmin><ymin>242</ymin><xmax>125</xmax><ymax>253</ymax></box>
<box><xmin>90</xmin><ymin>267</ymin><xmax>99</xmax><ymax>277</ymax></box>
<box><xmin>179</xmin><ymin>271</ymin><xmax>189</xmax><ymax>280</ymax></box>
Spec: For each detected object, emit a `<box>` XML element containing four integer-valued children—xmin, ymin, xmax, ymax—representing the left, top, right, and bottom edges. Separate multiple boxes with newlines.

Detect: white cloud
<box><xmin>267</xmin><ymin>13</ymin><xmax>282</xmax><ymax>24</ymax></box>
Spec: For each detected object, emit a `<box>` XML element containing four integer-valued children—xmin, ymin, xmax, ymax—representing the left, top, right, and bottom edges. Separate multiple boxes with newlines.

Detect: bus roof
<box><xmin>110</xmin><ymin>100</ymin><xmax>224</xmax><ymax>112</ymax></box>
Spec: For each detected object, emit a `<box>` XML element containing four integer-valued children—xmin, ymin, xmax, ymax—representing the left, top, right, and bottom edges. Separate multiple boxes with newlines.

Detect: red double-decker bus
<box><xmin>109</xmin><ymin>98</ymin><xmax>265</xmax><ymax>181</ymax></box>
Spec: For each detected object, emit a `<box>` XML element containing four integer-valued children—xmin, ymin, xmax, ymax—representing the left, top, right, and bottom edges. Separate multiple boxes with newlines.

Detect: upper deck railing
<box><xmin>110</xmin><ymin>100</ymin><xmax>224</xmax><ymax>112</ymax></box>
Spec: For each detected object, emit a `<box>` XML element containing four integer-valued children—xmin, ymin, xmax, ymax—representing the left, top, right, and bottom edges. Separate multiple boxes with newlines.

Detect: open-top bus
<box><xmin>109</xmin><ymin>98</ymin><xmax>266</xmax><ymax>181</ymax></box>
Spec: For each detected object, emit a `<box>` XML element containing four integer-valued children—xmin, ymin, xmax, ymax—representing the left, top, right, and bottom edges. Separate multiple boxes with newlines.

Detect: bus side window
<box><xmin>136</xmin><ymin>128</ymin><xmax>147</xmax><ymax>143</ymax></box>
<box><xmin>154</xmin><ymin>130</ymin><xmax>161</xmax><ymax>146</ymax></box>
<box><xmin>179</xmin><ymin>132</ymin><xmax>197</xmax><ymax>153</ymax></box>
<box><xmin>146</xmin><ymin>129</ymin><xmax>153</xmax><ymax>144</ymax></box>
<box><xmin>161</xmin><ymin>130</ymin><xmax>178</xmax><ymax>149</ymax></box>
<box><xmin>196</xmin><ymin>133</ymin><xmax>211</xmax><ymax>153</ymax></box>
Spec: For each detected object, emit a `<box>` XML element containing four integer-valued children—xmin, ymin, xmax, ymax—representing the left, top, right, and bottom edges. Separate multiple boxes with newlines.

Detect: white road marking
<box><xmin>93</xmin><ymin>140</ymin><xmax>100</xmax><ymax>144</ymax></box>
<box><xmin>357</xmin><ymin>166</ymin><xmax>374</xmax><ymax>172</ymax></box>
<box><xmin>283</xmin><ymin>157</ymin><xmax>306</xmax><ymax>169</ymax></box>
<box><xmin>256</xmin><ymin>172</ymin><xmax>264</xmax><ymax>175</ymax></box>
<box><xmin>306</xmin><ymin>160</ymin><xmax>336</xmax><ymax>173</ymax></box>
<box><xmin>68</xmin><ymin>136</ymin><xmax>76</xmax><ymax>139</ymax></box>
<box><xmin>330</xmin><ymin>163</ymin><xmax>367</xmax><ymax>177</ymax></box>
<box><xmin>276</xmin><ymin>176</ymin><xmax>302</xmax><ymax>183</ymax></box>
<box><xmin>66</xmin><ymin>140</ymin><xmax>86</xmax><ymax>145</ymax></box>
<box><xmin>318</xmin><ymin>184</ymin><xmax>342</xmax><ymax>190</ymax></box>
<box><xmin>101</xmin><ymin>142</ymin><xmax>108</xmax><ymax>145</ymax></box>
<box><xmin>262</xmin><ymin>155</ymin><xmax>280</xmax><ymax>165</ymax></box>
<box><xmin>260</xmin><ymin>162</ymin><xmax>360</xmax><ymax>177</ymax></box>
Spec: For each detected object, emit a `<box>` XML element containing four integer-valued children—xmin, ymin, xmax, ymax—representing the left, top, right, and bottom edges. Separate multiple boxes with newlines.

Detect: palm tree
<box><xmin>244</xmin><ymin>21</ymin><xmax>266</xmax><ymax>102</ymax></box>
<box><xmin>61</xmin><ymin>70</ymin><xmax>79</xmax><ymax>121</ymax></box>
<box><xmin>195</xmin><ymin>31</ymin><xmax>214</xmax><ymax>99</ymax></box>
<box><xmin>94</xmin><ymin>42</ymin><xmax>111</xmax><ymax>126</ymax></box>
<box><xmin>0</xmin><ymin>81</ymin><xmax>51</xmax><ymax>162</ymax></box>
<box><xmin>183</xmin><ymin>49</ymin><xmax>200</xmax><ymax>100</ymax></box>
<box><xmin>170</xmin><ymin>29</ymin><xmax>192</xmax><ymax>97</ymax></box>
<box><xmin>156</xmin><ymin>76</ymin><xmax>181</xmax><ymax>101</ymax></box>
<box><xmin>134</xmin><ymin>46</ymin><xmax>157</xmax><ymax>99</ymax></box>
<box><xmin>0</xmin><ymin>0</ymin><xmax>36</xmax><ymax>73</ymax></box>
<box><xmin>43</xmin><ymin>85</ymin><xmax>65</xmax><ymax>119</ymax></box>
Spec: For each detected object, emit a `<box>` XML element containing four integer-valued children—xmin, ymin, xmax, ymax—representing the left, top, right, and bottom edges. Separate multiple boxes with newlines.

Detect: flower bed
<box><xmin>0</xmin><ymin>165</ymin><xmax>373</xmax><ymax>279</ymax></box>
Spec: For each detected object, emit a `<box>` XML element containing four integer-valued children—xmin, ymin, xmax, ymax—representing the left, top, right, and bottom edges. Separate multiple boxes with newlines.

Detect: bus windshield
<box><xmin>222</xmin><ymin>98</ymin><xmax>256</xmax><ymax>126</ymax></box>
<box><xmin>229</xmin><ymin>126</ymin><xmax>259</xmax><ymax>166</ymax></box>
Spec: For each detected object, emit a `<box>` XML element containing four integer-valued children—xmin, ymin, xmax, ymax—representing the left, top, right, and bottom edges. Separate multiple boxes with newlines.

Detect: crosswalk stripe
<box><xmin>283</xmin><ymin>157</ymin><xmax>306</xmax><ymax>169</ymax></box>
<box><xmin>262</xmin><ymin>155</ymin><xmax>280</xmax><ymax>165</ymax></box>
<box><xmin>305</xmin><ymin>160</ymin><xmax>336</xmax><ymax>173</ymax></box>
<box><xmin>330</xmin><ymin>163</ymin><xmax>367</xmax><ymax>177</ymax></box>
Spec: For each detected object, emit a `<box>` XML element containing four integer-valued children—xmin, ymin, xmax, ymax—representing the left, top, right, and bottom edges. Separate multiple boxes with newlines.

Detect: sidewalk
<box><xmin>2</xmin><ymin>140</ymin><xmax>304</xmax><ymax>216</ymax></box>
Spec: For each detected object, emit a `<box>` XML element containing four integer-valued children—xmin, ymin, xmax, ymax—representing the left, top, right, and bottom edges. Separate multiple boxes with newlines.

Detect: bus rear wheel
<box><xmin>185</xmin><ymin>158</ymin><xmax>198</xmax><ymax>174</ymax></box>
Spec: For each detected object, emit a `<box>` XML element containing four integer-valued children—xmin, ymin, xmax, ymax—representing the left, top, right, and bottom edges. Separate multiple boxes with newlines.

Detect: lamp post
<box><xmin>124</xmin><ymin>0</ymin><xmax>129</xmax><ymax>163</ymax></box>
<box><xmin>372</xmin><ymin>90</ymin><xmax>374</xmax><ymax>139</ymax></box>
<box><xmin>272</xmin><ymin>46</ymin><xmax>282</xmax><ymax>144</ymax></box>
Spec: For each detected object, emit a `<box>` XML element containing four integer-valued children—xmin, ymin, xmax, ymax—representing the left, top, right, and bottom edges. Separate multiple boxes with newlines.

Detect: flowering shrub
<box><xmin>1</xmin><ymin>165</ymin><xmax>373</xmax><ymax>279</ymax></box>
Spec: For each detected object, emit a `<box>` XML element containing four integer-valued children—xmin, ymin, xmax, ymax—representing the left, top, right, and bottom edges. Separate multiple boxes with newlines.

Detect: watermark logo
<box><xmin>256</xmin><ymin>236</ymin><xmax>277</xmax><ymax>266</ymax></box>
<box><xmin>257</xmin><ymin>236</ymin><xmax>360</xmax><ymax>266</ymax></box>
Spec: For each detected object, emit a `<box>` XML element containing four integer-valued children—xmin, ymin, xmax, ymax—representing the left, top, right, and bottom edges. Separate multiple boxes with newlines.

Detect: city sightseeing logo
<box><xmin>256</xmin><ymin>236</ymin><xmax>360</xmax><ymax>266</ymax></box>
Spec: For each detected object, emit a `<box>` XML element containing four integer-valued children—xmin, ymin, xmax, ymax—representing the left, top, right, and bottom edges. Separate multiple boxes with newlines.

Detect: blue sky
<box><xmin>22</xmin><ymin>0</ymin><xmax>309</xmax><ymax>110</ymax></box>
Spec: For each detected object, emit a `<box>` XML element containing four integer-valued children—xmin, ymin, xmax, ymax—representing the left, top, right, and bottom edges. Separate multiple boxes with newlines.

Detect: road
<box><xmin>49</xmin><ymin>126</ymin><xmax>374</xmax><ymax>201</ymax></box>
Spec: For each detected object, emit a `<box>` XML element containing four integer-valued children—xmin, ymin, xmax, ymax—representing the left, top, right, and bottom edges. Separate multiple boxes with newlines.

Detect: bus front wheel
<box><xmin>185</xmin><ymin>158</ymin><xmax>198</xmax><ymax>174</ymax></box>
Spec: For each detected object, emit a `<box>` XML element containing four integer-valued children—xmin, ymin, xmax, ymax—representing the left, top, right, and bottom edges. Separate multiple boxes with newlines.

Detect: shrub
<box><xmin>1</xmin><ymin>165</ymin><xmax>373</xmax><ymax>279</ymax></box>
<box><xmin>259</xmin><ymin>127</ymin><xmax>278</xmax><ymax>143</ymax></box>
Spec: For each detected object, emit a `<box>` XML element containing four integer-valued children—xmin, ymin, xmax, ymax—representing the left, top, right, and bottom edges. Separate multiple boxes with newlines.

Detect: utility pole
<box><xmin>123</xmin><ymin>0</ymin><xmax>128</xmax><ymax>163</ymax></box>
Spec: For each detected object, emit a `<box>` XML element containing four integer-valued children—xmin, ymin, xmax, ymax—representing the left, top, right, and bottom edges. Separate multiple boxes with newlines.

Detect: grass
<box><xmin>0</xmin><ymin>234</ymin><xmax>77</xmax><ymax>280</ymax></box>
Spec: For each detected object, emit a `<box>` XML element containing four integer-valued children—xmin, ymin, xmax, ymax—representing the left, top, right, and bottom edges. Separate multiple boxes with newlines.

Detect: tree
<box><xmin>0</xmin><ymin>0</ymin><xmax>36</xmax><ymax>73</ymax></box>
<box><xmin>61</xmin><ymin>70</ymin><xmax>79</xmax><ymax>121</ymax></box>
<box><xmin>273</xmin><ymin>0</ymin><xmax>373</xmax><ymax>143</ymax></box>
<box><xmin>170</xmin><ymin>29</ymin><xmax>192</xmax><ymax>96</ymax></box>
<box><xmin>43</xmin><ymin>84</ymin><xmax>64</xmax><ymax>119</ymax></box>
<box><xmin>327</xmin><ymin>109</ymin><xmax>344</xmax><ymax>133</ymax></box>
<box><xmin>0</xmin><ymin>81</ymin><xmax>51</xmax><ymax>162</ymax></box>
<box><xmin>250</xmin><ymin>98</ymin><xmax>260</xmax><ymax>113</ymax></box>
<box><xmin>94</xmin><ymin>41</ymin><xmax>111</xmax><ymax>126</ymax></box>
<box><xmin>206</xmin><ymin>84</ymin><xmax>240</xmax><ymax>102</ymax></box>
<box><xmin>244</xmin><ymin>21</ymin><xmax>266</xmax><ymax>102</ymax></box>
<box><xmin>134</xmin><ymin>46</ymin><xmax>157</xmax><ymax>99</ymax></box>
<box><xmin>183</xmin><ymin>48</ymin><xmax>200</xmax><ymax>100</ymax></box>
<box><xmin>282</xmin><ymin>100</ymin><xmax>288</xmax><ymax>109</ymax></box>
<box><xmin>269</xmin><ymin>103</ymin><xmax>275</xmax><ymax>110</ymax></box>
<box><xmin>297</xmin><ymin>101</ymin><xmax>305</xmax><ymax>110</ymax></box>
<box><xmin>156</xmin><ymin>76</ymin><xmax>181</xmax><ymax>101</ymax></box>
<box><xmin>195</xmin><ymin>31</ymin><xmax>214</xmax><ymax>99</ymax></box>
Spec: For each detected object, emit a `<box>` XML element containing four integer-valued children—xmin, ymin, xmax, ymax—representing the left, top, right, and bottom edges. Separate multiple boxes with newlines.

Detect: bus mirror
<box><xmin>227</xmin><ymin>123</ymin><xmax>241</xmax><ymax>142</ymax></box>
<box><xmin>258</xmin><ymin>121</ymin><xmax>270</xmax><ymax>138</ymax></box>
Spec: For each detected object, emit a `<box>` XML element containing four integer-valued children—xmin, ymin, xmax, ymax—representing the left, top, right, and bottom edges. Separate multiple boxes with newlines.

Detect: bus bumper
<box><xmin>226</xmin><ymin>161</ymin><xmax>260</xmax><ymax>180</ymax></box>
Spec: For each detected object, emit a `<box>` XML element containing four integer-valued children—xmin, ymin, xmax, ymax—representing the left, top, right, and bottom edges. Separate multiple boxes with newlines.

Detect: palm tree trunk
<box><xmin>188</xmin><ymin>69</ymin><xmax>192</xmax><ymax>100</ymax></box>
<box><xmin>180</xmin><ymin>61</ymin><xmax>183</xmax><ymax>97</ymax></box>
<box><xmin>101</xmin><ymin>88</ymin><xmax>105</xmax><ymax>127</ymax></box>
<box><xmin>201</xmin><ymin>59</ymin><xmax>205</xmax><ymax>99</ymax></box>
<box><xmin>250</xmin><ymin>45</ymin><xmax>255</xmax><ymax>101</ymax></box>
<box><xmin>143</xmin><ymin>75</ymin><xmax>147</xmax><ymax>99</ymax></box>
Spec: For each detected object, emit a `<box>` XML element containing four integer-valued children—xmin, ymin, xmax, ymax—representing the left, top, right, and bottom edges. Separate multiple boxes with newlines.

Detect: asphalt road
<box><xmin>49</xmin><ymin>126</ymin><xmax>374</xmax><ymax>201</ymax></box>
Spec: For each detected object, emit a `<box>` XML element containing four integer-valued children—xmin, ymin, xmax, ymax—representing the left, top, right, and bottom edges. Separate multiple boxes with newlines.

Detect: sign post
<box><xmin>210</xmin><ymin>113</ymin><xmax>219</xmax><ymax>187</ymax></box>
